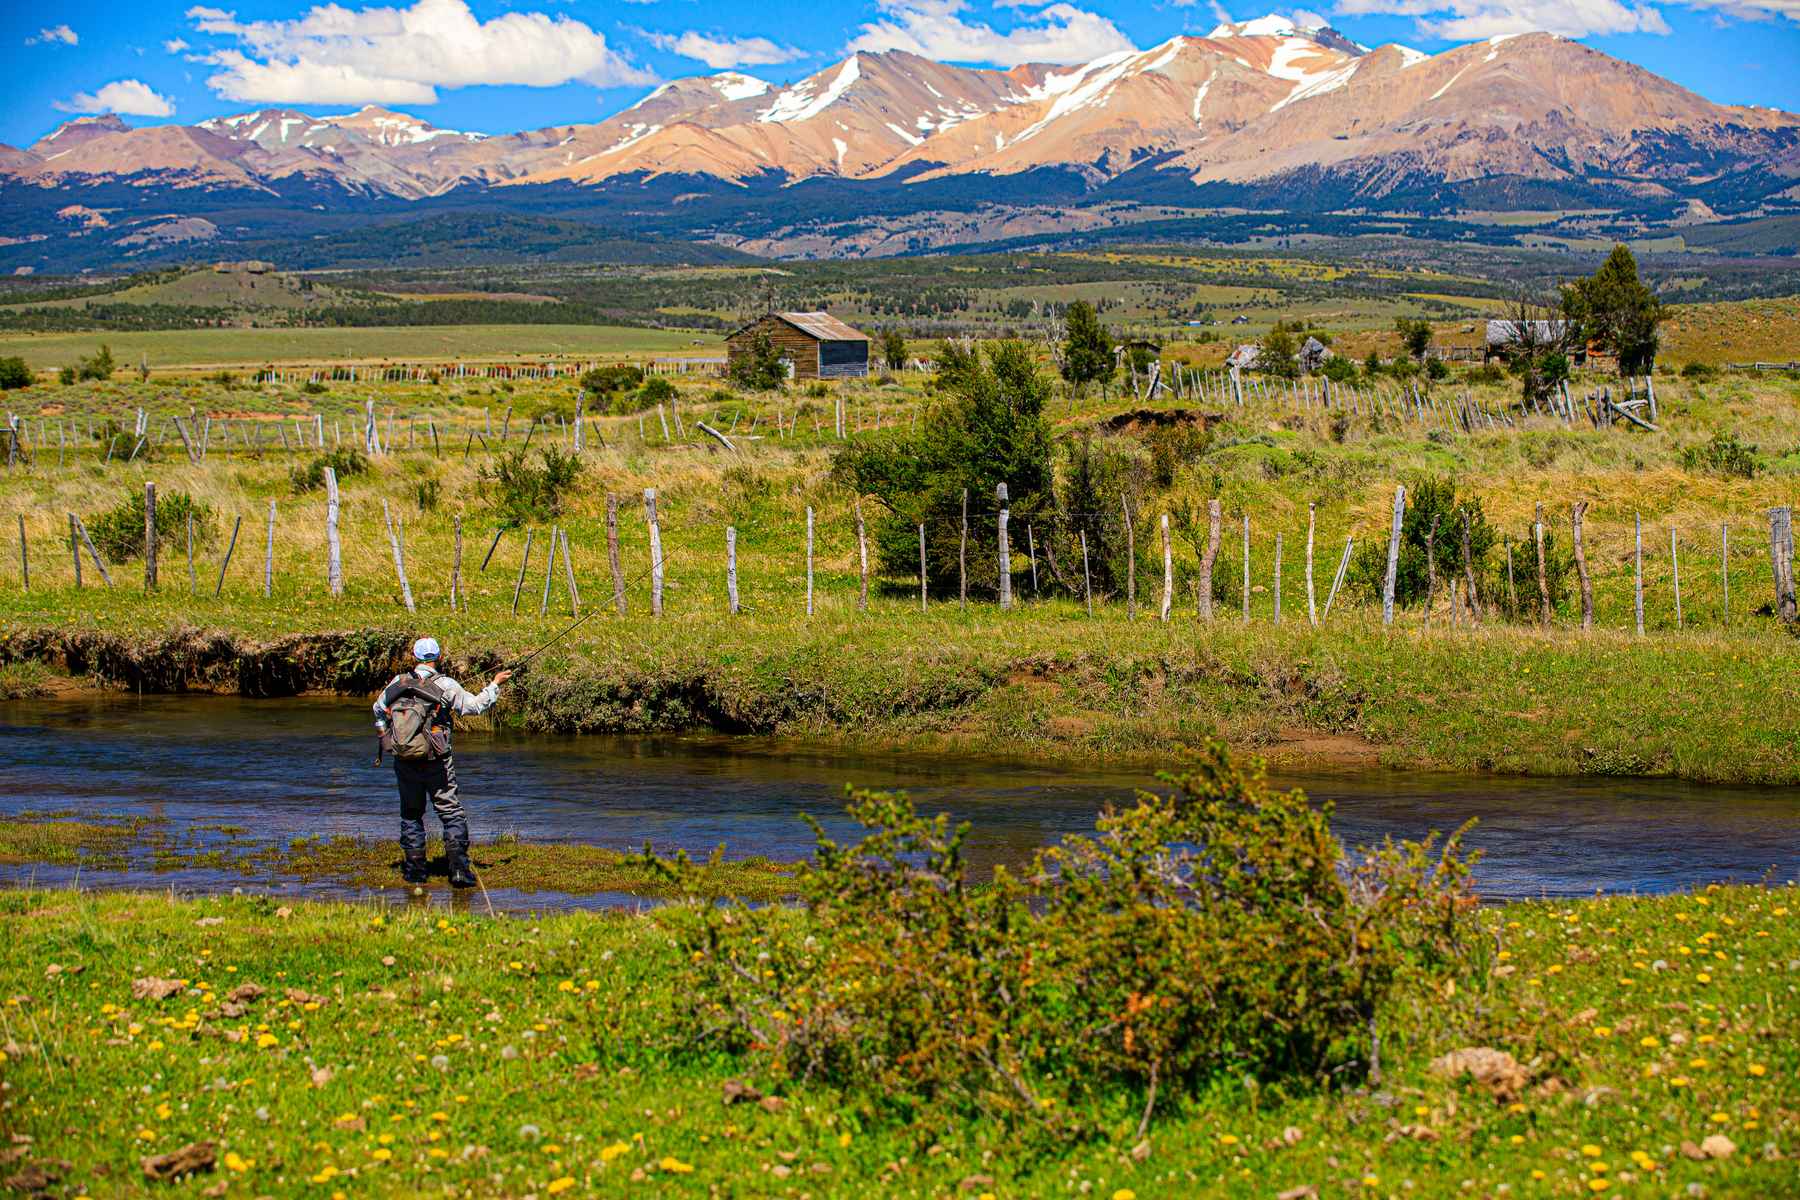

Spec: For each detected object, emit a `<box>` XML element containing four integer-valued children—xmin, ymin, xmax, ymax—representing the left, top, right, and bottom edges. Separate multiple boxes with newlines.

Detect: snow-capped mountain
<box><xmin>2</xmin><ymin>15</ymin><xmax>1795</xmax><ymax>261</ymax></box>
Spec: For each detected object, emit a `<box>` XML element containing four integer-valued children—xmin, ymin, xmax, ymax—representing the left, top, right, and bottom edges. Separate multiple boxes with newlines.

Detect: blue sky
<box><xmin>5</xmin><ymin>0</ymin><xmax>1798</xmax><ymax>147</ymax></box>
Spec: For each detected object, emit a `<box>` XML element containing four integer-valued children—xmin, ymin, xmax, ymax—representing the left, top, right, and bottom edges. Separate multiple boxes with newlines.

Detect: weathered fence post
<box><xmin>382</xmin><ymin>499</ymin><xmax>415</xmax><ymax>613</ymax></box>
<box><xmin>143</xmin><ymin>482</ymin><xmax>158</xmax><ymax>591</ymax></box>
<box><xmin>1383</xmin><ymin>485</ymin><xmax>1405</xmax><ymax>627</ymax></box>
<box><xmin>1079</xmin><ymin>529</ymin><xmax>1093</xmax><ymax>617</ymax></box>
<box><xmin>1124</xmin><ymin>497</ymin><xmax>1137</xmax><ymax>619</ymax></box>
<box><xmin>1200</xmin><ymin>499</ymin><xmax>1220</xmax><ymax>622</ymax></box>
<box><xmin>451</xmin><ymin>515</ymin><xmax>462</xmax><ymax>611</ymax></box>
<box><xmin>186</xmin><ymin>513</ymin><xmax>195</xmax><ymax>594</ymax></box>
<box><xmin>1461</xmin><ymin>511</ymin><xmax>1481</xmax><ymax>624</ymax></box>
<box><xmin>1241</xmin><ymin>514</ymin><xmax>1250</xmax><ymax>625</ymax></box>
<box><xmin>997</xmin><ymin>483</ymin><xmax>1011</xmax><ymax>610</ymax></box>
<box><xmin>511</xmin><ymin>530</ymin><xmax>533</xmax><ymax>615</ymax></box>
<box><xmin>606</xmin><ymin>495</ymin><xmax>625</xmax><ymax>615</ymax></box>
<box><xmin>919</xmin><ymin>524</ymin><xmax>927</xmax><ymax>610</ymax></box>
<box><xmin>214</xmin><ymin>515</ymin><xmax>240</xmax><ymax>597</ymax></box>
<box><xmin>1670</xmin><ymin>527</ymin><xmax>1682</xmax><ymax>629</ymax></box>
<box><xmin>855</xmin><ymin>498</ymin><xmax>869</xmax><ymax>612</ymax></box>
<box><xmin>1160</xmin><ymin>513</ymin><xmax>1173</xmax><ymax>622</ymax></box>
<box><xmin>69</xmin><ymin>514</ymin><xmax>82</xmax><ymax>589</ymax></box>
<box><xmin>959</xmin><ymin>489</ymin><xmax>969</xmax><ymax>610</ymax></box>
<box><xmin>263</xmin><ymin>500</ymin><xmax>277</xmax><ymax>599</ymax></box>
<box><xmin>539</xmin><ymin>525</ymin><xmax>557</xmax><ymax>617</ymax></box>
<box><xmin>16</xmin><ymin>514</ymin><xmax>26</xmax><ymax>592</ymax></box>
<box><xmin>1770</xmin><ymin>506</ymin><xmax>1796</xmax><ymax>624</ymax></box>
<box><xmin>727</xmin><ymin>526</ymin><xmax>739</xmax><ymax>615</ymax></box>
<box><xmin>560</xmin><ymin>529</ymin><xmax>580</xmax><ymax>617</ymax></box>
<box><xmin>1633</xmin><ymin>511</ymin><xmax>1644</xmax><ymax>636</ymax></box>
<box><xmin>1535</xmin><ymin>503</ymin><xmax>1551</xmax><ymax>628</ymax></box>
<box><xmin>645</xmin><ymin>489</ymin><xmax>664</xmax><ymax>617</ymax></box>
<box><xmin>324</xmin><ymin>467</ymin><xmax>343</xmax><ymax>597</ymax></box>
<box><xmin>1305</xmin><ymin>502</ymin><xmax>1317</xmax><ymax>626</ymax></box>
<box><xmin>1572</xmin><ymin>501</ymin><xmax>1592</xmax><ymax>630</ymax></box>
<box><xmin>1720</xmin><ymin>522</ymin><xmax>1729</xmax><ymax>626</ymax></box>
<box><xmin>805</xmin><ymin>506</ymin><xmax>815</xmax><ymax>617</ymax></box>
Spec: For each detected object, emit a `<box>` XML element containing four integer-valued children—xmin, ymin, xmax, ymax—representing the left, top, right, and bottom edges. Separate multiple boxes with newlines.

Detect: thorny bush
<box><xmin>657</xmin><ymin>744</ymin><xmax>1480</xmax><ymax>1144</ymax></box>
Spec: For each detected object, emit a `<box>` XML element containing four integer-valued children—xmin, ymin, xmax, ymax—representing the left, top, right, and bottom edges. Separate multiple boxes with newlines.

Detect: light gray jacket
<box><xmin>372</xmin><ymin>665</ymin><xmax>500</xmax><ymax>741</ymax></box>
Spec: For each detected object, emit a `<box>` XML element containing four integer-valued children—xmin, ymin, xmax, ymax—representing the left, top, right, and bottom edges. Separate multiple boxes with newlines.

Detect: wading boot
<box><xmin>401</xmin><ymin>850</ymin><xmax>429</xmax><ymax>885</ymax></box>
<box><xmin>447</xmin><ymin>847</ymin><xmax>477</xmax><ymax>890</ymax></box>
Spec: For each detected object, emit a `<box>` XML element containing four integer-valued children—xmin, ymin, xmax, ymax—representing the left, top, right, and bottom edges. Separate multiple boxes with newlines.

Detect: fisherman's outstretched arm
<box><xmin>437</xmin><ymin>673</ymin><xmax>510</xmax><ymax>716</ymax></box>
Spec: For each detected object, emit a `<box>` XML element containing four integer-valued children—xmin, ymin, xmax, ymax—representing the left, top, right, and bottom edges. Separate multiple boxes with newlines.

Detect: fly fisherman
<box><xmin>373</xmin><ymin>638</ymin><xmax>513</xmax><ymax>888</ymax></box>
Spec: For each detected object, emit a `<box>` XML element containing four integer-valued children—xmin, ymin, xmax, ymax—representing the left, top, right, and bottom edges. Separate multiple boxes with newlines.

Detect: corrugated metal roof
<box><xmin>777</xmin><ymin>311</ymin><xmax>869</xmax><ymax>342</ymax></box>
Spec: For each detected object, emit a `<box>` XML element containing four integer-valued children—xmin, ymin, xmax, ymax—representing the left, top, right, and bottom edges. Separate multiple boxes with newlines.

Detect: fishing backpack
<box><xmin>386</xmin><ymin>673</ymin><xmax>450</xmax><ymax>761</ymax></box>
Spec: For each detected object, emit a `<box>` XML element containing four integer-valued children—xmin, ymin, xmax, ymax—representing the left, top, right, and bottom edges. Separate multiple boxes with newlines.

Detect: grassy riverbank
<box><xmin>2</xmin><ymin>364</ymin><xmax>1798</xmax><ymax>782</ymax></box>
<box><xmin>1</xmin><ymin>882</ymin><xmax>1794</xmax><ymax>1198</ymax></box>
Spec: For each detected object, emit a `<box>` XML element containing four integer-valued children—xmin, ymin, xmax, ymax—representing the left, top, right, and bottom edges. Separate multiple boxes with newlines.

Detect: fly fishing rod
<box><xmin>503</xmin><ymin>545</ymin><xmax>678</xmax><ymax>673</ymax></box>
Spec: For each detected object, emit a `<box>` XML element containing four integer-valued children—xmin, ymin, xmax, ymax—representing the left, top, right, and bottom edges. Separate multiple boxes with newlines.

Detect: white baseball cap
<box><xmin>413</xmin><ymin>637</ymin><xmax>441</xmax><ymax>662</ymax></box>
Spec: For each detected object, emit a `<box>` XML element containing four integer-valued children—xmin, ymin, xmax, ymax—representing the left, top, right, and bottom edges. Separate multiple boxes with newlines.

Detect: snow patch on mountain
<box><xmin>759</xmin><ymin>56</ymin><xmax>861</xmax><ymax>124</ymax></box>
<box><xmin>711</xmin><ymin>73</ymin><xmax>769</xmax><ymax>101</ymax></box>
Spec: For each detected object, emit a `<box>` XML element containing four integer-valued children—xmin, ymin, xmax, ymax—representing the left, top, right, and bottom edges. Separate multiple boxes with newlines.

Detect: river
<box><xmin>2</xmin><ymin>696</ymin><xmax>1795</xmax><ymax>910</ymax></box>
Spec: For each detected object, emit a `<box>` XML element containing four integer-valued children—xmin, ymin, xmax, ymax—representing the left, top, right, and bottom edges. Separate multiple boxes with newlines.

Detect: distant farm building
<box><xmin>1226</xmin><ymin>344</ymin><xmax>1260</xmax><ymax>370</ymax></box>
<box><xmin>1298</xmin><ymin>336</ymin><xmax>1331</xmax><ymax>373</ymax></box>
<box><xmin>727</xmin><ymin>312</ymin><xmax>870</xmax><ymax>381</ymax></box>
<box><xmin>1485</xmin><ymin>319</ymin><xmax>1587</xmax><ymax>364</ymax></box>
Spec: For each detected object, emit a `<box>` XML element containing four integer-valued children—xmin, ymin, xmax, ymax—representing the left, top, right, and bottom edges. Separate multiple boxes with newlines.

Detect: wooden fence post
<box><xmin>606</xmin><ymin>496</ymin><xmax>625</xmax><ymax>615</ymax></box>
<box><xmin>539</xmin><ymin>525</ymin><xmax>557</xmax><ymax>617</ymax></box>
<box><xmin>1670</xmin><ymin>527</ymin><xmax>1682</xmax><ymax>629</ymax></box>
<box><xmin>727</xmin><ymin>526</ymin><xmax>739</xmax><ymax>614</ymax></box>
<box><xmin>918</xmin><ymin>523</ymin><xmax>927</xmax><ymax>610</ymax></box>
<box><xmin>480</xmin><ymin>527</ymin><xmax>504</xmax><ymax>572</ymax></box>
<box><xmin>1200</xmin><ymin>499</ymin><xmax>1220</xmax><ymax>622</ymax></box>
<box><xmin>1160</xmin><ymin>513</ymin><xmax>1173</xmax><ymax>622</ymax></box>
<box><xmin>1273</xmin><ymin>532</ymin><xmax>1282</xmax><ymax>626</ymax></box>
<box><xmin>451</xmin><ymin>515</ymin><xmax>462</xmax><ymax>611</ymax></box>
<box><xmin>1324</xmin><ymin>536</ymin><xmax>1352</xmax><ymax>621</ymax></box>
<box><xmin>805</xmin><ymin>506</ymin><xmax>815</xmax><ymax>617</ymax></box>
<box><xmin>1770</xmin><ymin>506</ymin><xmax>1796</xmax><ymax>624</ymax></box>
<box><xmin>144</xmin><ymin>482</ymin><xmax>158</xmax><ymax>591</ymax></box>
<box><xmin>1241</xmin><ymin>514</ymin><xmax>1250</xmax><ymax>625</ymax></box>
<box><xmin>1079</xmin><ymin>529</ymin><xmax>1093</xmax><ymax>617</ymax></box>
<box><xmin>1572</xmin><ymin>501</ymin><xmax>1592</xmax><ymax>630</ymax></box>
<box><xmin>997</xmin><ymin>483</ymin><xmax>1011</xmax><ymax>610</ymax></box>
<box><xmin>214</xmin><ymin>515</ymin><xmax>240</xmax><ymax>597</ymax></box>
<box><xmin>1720</xmin><ymin>522</ymin><xmax>1729</xmax><ymax>626</ymax></box>
<box><xmin>263</xmin><ymin>500</ymin><xmax>277</xmax><ymax>599</ymax></box>
<box><xmin>511</xmin><ymin>530</ymin><xmax>533</xmax><ymax>615</ymax></box>
<box><xmin>1305</xmin><ymin>502</ymin><xmax>1316</xmax><ymax>626</ymax></box>
<box><xmin>324</xmin><ymin>467</ymin><xmax>343</xmax><ymax>597</ymax></box>
<box><xmin>16</xmin><ymin>514</ymin><xmax>25</xmax><ymax>592</ymax></box>
<box><xmin>1461</xmin><ymin>511</ymin><xmax>1481</xmax><ymax>624</ymax></box>
<box><xmin>855</xmin><ymin>498</ymin><xmax>869</xmax><ymax>612</ymax></box>
<box><xmin>1633</xmin><ymin>512</ymin><xmax>1644</xmax><ymax>636</ymax></box>
<box><xmin>645</xmin><ymin>489</ymin><xmax>663</xmax><ymax>617</ymax></box>
<box><xmin>959</xmin><ymin>489</ymin><xmax>969</xmax><ymax>610</ymax></box>
<box><xmin>1383</xmin><ymin>485</ymin><xmax>1405</xmax><ymax>627</ymax></box>
<box><xmin>68</xmin><ymin>514</ymin><xmax>82</xmax><ymax>589</ymax></box>
<box><xmin>1535</xmin><ymin>503</ymin><xmax>1551</xmax><ymax>628</ymax></box>
<box><xmin>1122</xmin><ymin>496</ymin><xmax>1137</xmax><ymax>619</ymax></box>
<box><xmin>1026</xmin><ymin>523</ymin><xmax>1038</xmax><ymax>596</ymax></box>
<box><xmin>382</xmin><ymin>499</ymin><xmax>415</xmax><ymax>613</ymax></box>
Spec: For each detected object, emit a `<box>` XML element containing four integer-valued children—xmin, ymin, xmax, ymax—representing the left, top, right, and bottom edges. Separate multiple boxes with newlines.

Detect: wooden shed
<box><xmin>727</xmin><ymin>311</ymin><xmax>870</xmax><ymax>381</ymax></box>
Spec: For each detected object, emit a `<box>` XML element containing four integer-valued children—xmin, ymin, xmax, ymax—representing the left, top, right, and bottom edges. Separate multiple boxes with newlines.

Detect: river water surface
<box><xmin>2</xmin><ymin>696</ymin><xmax>1795</xmax><ymax>910</ymax></box>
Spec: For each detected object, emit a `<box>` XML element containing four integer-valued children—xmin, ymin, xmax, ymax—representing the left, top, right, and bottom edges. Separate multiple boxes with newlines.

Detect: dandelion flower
<box><xmin>1113</xmin><ymin>1191</ymin><xmax>1137</xmax><ymax>1200</ymax></box>
<box><xmin>600</xmin><ymin>1142</ymin><xmax>630</xmax><ymax>1163</ymax></box>
<box><xmin>1581</xmin><ymin>1144</ymin><xmax>1602</xmax><ymax>1158</ymax></box>
<box><xmin>1749</xmin><ymin>1063</ymin><xmax>1767</xmax><ymax>1077</ymax></box>
<box><xmin>546</xmin><ymin>1178</ymin><xmax>575</xmax><ymax>1195</ymax></box>
<box><xmin>660</xmin><ymin>1156</ymin><xmax>695</xmax><ymax>1174</ymax></box>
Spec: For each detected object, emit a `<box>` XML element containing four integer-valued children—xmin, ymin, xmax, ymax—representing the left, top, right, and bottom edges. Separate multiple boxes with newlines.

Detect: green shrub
<box><xmin>728</xmin><ymin>332</ymin><xmax>788</xmax><ymax>391</ymax></box>
<box><xmin>1464</xmin><ymin>363</ymin><xmax>1506</xmax><ymax>385</ymax></box>
<box><xmin>579</xmin><ymin>364</ymin><xmax>644</xmax><ymax>395</ymax></box>
<box><xmin>1349</xmin><ymin>476</ymin><xmax>1495</xmax><ymax>608</ymax></box>
<box><xmin>1680</xmin><ymin>432</ymin><xmax>1758</xmax><ymax>480</ymax></box>
<box><xmin>75</xmin><ymin>344</ymin><xmax>115</xmax><ymax>381</ymax></box>
<box><xmin>1681</xmin><ymin>362</ymin><xmax>1717</xmax><ymax>381</ymax></box>
<box><xmin>478</xmin><ymin>446</ymin><xmax>582</xmax><ymax>527</ymax></box>
<box><xmin>87</xmin><ymin>488</ymin><xmax>215</xmax><ymax>563</ymax></box>
<box><xmin>300</xmin><ymin>380</ymin><xmax>328</xmax><ymax>395</ymax></box>
<box><xmin>414</xmin><ymin>477</ymin><xmax>441</xmax><ymax>513</ymax></box>
<box><xmin>58</xmin><ymin>365</ymin><xmax>76</xmax><ymax>386</ymax></box>
<box><xmin>0</xmin><ymin>356</ymin><xmax>31</xmax><ymax>389</ymax></box>
<box><xmin>1425</xmin><ymin>356</ymin><xmax>1450</xmax><ymax>381</ymax></box>
<box><xmin>290</xmin><ymin>448</ymin><xmax>370</xmax><ymax>493</ymax></box>
<box><xmin>1322</xmin><ymin>355</ymin><xmax>1357</xmax><ymax>383</ymax></box>
<box><xmin>657</xmin><ymin>745</ymin><xmax>1478</xmax><ymax>1141</ymax></box>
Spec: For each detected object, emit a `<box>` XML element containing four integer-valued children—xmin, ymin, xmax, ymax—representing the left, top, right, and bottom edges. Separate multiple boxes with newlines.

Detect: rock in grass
<box><xmin>1427</xmin><ymin>1047</ymin><xmax>1528</xmax><ymax>1103</ymax></box>
<box><xmin>141</xmin><ymin>1141</ymin><xmax>215</xmax><ymax>1181</ymax></box>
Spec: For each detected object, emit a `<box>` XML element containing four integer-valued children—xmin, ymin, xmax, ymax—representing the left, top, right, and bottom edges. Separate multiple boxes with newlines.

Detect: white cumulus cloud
<box><xmin>186</xmin><ymin>0</ymin><xmax>654</xmax><ymax>105</ymax></box>
<box><xmin>847</xmin><ymin>0</ymin><xmax>1135</xmax><ymax>66</ymax></box>
<box><xmin>1330</xmin><ymin>0</ymin><xmax>1800</xmax><ymax>38</ymax></box>
<box><xmin>55</xmin><ymin>79</ymin><xmax>176</xmax><ymax>117</ymax></box>
<box><xmin>645</xmin><ymin>31</ymin><xmax>805</xmax><ymax>69</ymax></box>
<box><xmin>26</xmin><ymin>24</ymin><xmax>79</xmax><ymax>46</ymax></box>
<box><xmin>164</xmin><ymin>38</ymin><xmax>191</xmax><ymax>53</ymax></box>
